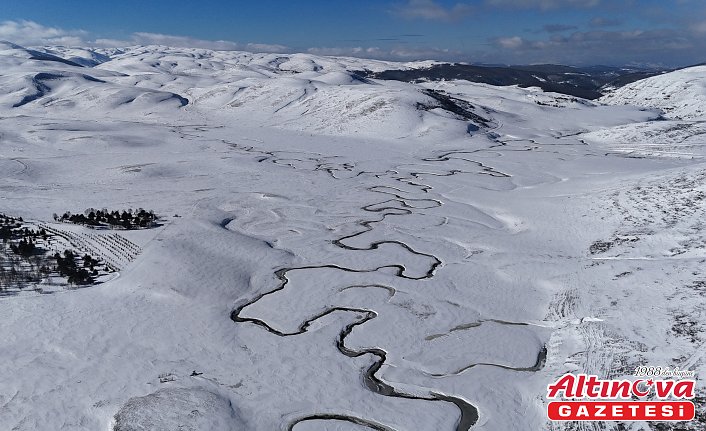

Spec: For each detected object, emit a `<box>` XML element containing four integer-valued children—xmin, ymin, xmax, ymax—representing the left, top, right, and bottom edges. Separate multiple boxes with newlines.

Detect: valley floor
<box><xmin>0</xmin><ymin>45</ymin><xmax>704</xmax><ymax>431</ymax></box>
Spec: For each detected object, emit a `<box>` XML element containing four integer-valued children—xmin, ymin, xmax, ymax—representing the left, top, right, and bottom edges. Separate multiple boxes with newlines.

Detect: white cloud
<box><xmin>496</xmin><ymin>36</ymin><xmax>525</xmax><ymax>49</ymax></box>
<box><xmin>91</xmin><ymin>38</ymin><xmax>132</xmax><ymax>48</ymax></box>
<box><xmin>95</xmin><ymin>32</ymin><xmax>288</xmax><ymax>53</ymax></box>
<box><xmin>128</xmin><ymin>32</ymin><xmax>240</xmax><ymax>50</ymax></box>
<box><xmin>244</xmin><ymin>42</ymin><xmax>288</xmax><ymax>53</ymax></box>
<box><xmin>0</xmin><ymin>20</ymin><xmax>87</xmax><ymax>46</ymax></box>
<box><xmin>0</xmin><ymin>20</ymin><xmax>288</xmax><ymax>54</ymax></box>
<box><xmin>391</xmin><ymin>0</ymin><xmax>473</xmax><ymax>22</ymax></box>
<box><xmin>307</xmin><ymin>45</ymin><xmax>460</xmax><ymax>61</ymax></box>
<box><xmin>487</xmin><ymin>28</ymin><xmax>705</xmax><ymax>66</ymax></box>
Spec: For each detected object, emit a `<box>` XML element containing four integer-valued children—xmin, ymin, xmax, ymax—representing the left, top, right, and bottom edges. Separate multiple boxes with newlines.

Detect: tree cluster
<box><xmin>0</xmin><ymin>215</ymin><xmax>47</xmax><ymax>258</ymax></box>
<box><xmin>53</xmin><ymin>250</ymin><xmax>97</xmax><ymax>285</ymax></box>
<box><xmin>1</xmin><ymin>214</ymin><xmax>50</xmax><ymax>291</ymax></box>
<box><xmin>10</xmin><ymin>238</ymin><xmax>36</xmax><ymax>257</ymax></box>
<box><xmin>2</xmin><ymin>214</ymin><xmax>47</xmax><ymax>240</ymax></box>
<box><xmin>0</xmin><ymin>213</ymin><xmax>115</xmax><ymax>291</ymax></box>
<box><xmin>1</xmin><ymin>214</ymin><xmax>22</xmax><ymax>242</ymax></box>
<box><xmin>55</xmin><ymin>208</ymin><xmax>158</xmax><ymax>229</ymax></box>
<box><xmin>0</xmin><ymin>213</ymin><xmax>23</xmax><ymax>224</ymax></box>
<box><xmin>2</xmin><ymin>226</ymin><xmax>47</xmax><ymax>242</ymax></box>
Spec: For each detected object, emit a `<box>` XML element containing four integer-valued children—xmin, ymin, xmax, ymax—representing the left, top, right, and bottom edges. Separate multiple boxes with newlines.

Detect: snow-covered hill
<box><xmin>0</xmin><ymin>42</ymin><xmax>704</xmax><ymax>431</ymax></box>
<box><xmin>601</xmin><ymin>65</ymin><xmax>706</xmax><ymax>120</ymax></box>
<box><xmin>1</xmin><ymin>43</ymin><xmax>488</xmax><ymax>139</ymax></box>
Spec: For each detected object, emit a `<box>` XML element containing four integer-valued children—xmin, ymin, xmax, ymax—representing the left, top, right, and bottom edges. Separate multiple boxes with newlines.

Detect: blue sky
<box><xmin>1</xmin><ymin>0</ymin><xmax>705</xmax><ymax>66</ymax></box>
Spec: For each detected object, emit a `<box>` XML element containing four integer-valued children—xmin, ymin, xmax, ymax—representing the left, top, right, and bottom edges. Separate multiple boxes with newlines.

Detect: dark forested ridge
<box><xmin>357</xmin><ymin>64</ymin><xmax>669</xmax><ymax>99</ymax></box>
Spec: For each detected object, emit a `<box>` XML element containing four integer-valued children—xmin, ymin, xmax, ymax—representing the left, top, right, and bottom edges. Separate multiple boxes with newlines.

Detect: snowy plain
<box><xmin>0</xmin><ymin>41</ymin><xmax>705</xmax><ymax>430</ymax></box>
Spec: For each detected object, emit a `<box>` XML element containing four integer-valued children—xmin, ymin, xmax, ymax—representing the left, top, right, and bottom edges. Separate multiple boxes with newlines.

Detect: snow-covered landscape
<box><xmin>0</xmin><ymin>39</ymin><xmax>705</xmax><ymax>430</ymax></box>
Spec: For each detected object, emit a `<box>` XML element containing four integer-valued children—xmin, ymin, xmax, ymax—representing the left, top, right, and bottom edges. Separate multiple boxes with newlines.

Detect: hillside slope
<box><xmin>601</xmin><ymin>65</ymin><xmax>706</xmax><ymax>120</ymax></box>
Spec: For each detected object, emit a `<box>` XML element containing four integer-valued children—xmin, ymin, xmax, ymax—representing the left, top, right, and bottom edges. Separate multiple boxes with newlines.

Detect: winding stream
<box><xmin>217</xmin><ymin>125</ymin><xmax>547</xmax><ymax>430</ymax></box>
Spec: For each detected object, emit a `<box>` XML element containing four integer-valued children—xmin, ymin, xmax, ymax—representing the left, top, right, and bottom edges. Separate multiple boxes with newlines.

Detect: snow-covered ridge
<box><xmin>32</xmin><ymin>43</ymin><xmax>443</xmax><ymax>73</ymax></box>
<box><xmin>0</xmin><ymin>40</ymin><xmax>85</xmax><ymax>66</ymax></box>
<box><xmin>600</xmin><ymin>65</ymin><xmax>706</xmax><ymax>120</ymax></box>
<box><xmin>0</xmin><ymin>42</ymin><xmax>488</xmax><ymax>139</ymax></box>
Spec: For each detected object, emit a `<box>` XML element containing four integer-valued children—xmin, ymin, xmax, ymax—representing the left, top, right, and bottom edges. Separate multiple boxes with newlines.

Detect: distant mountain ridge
<box><xmin>8</xmin><ymin>41</ymin><xmax>675</xmax><ymax>102</ymax></box>
<box><xmin>5</xmin><ymin>40</ymin><xmax>686</xmax><ymax>101</ymax></box>
<box><xmin>357</xmin><ymin>63</ymin><xmax>671</xmax><ymax>100</ymax></box>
